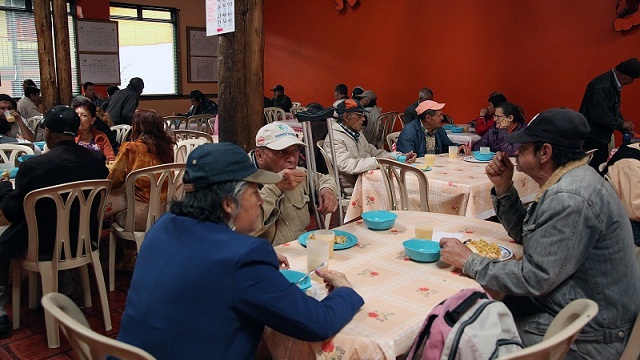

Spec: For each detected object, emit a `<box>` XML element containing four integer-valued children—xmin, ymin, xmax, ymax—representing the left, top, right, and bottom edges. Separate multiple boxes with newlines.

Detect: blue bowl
<box><xmin>9</xmin><ymin>168</ymin><xmax>18</xmax><ymax>179</ymax></box>
<box><xmin>18</xmin><ymin>154</ymin><xmax>37</xmax><ymax>163</ymax></box>
<box><xmin>280</xmin><ymin>269</ymin><xmax>311</xmax><ymax>290</ymax></box>
<box><xmin>403</xmin><ymin>239</ymin><xmax>441</xmax><ymax>262</ymax></box>
<box><xmin>33</xmin><ymin>141</ymin><xmax>46</xmax><ymax>150</ymax></box>
<box><xmin>449</xmin><ymin>126</ymin><xmax>463</xmax><ymax>133</ymax></box>
<box><xmin>442</xmin><ymin>124</ymin><xmax>456</xmax><ymax>129</ymax></box>
<box><xmin>361</xmin><ymin>210</ymin><xmax>397</xmax><ymax>230</ymax></box>
<box><xmin>472</xmin><ymin>151</ymin><xmax>495</xmax><ymax>161</ymax></box>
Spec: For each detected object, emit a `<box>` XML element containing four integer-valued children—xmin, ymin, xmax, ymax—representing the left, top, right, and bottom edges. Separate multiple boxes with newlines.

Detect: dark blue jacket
<box><xmin>119</xmin><ymin>214</ymin><xmax>364</xmax><ymax>360</ymax></box>
<box><xmin>396</xmin><ymin>119</ymin><xmax>459</xmax><ymax>157</ymax></box>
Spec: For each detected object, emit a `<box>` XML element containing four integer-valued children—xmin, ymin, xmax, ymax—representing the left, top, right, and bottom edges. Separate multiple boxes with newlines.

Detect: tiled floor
<box><xmin>0</xmin><ymin>265</ymin><xmax>132</xmax><ymax>360</ymax></box>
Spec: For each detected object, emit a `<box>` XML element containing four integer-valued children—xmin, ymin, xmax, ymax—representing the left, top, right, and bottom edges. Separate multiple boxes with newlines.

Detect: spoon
<box><xmin>295</xmin><ymin>262</ymin><xmax>326</xmax><ymax>286</ymax></box>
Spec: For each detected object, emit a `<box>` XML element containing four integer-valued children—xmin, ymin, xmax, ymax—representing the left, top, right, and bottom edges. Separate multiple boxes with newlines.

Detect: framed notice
<box><xmin>206</xmin><ymin>0</ymin><xmax>235</xmax><ymax>36</ymax></box>
<box><xmin>78</xmin><ymin>54</ymin><xmax>121</xmax><ymax>85</ymax></box>
<box><xmin>187</xmin><ymin>27</ymin><xmax>218</xmax><ymax>83</ymax></box>
<box><xmin>76</xmin><ymin>19</ymin><xmax>119</xmax><ymax>53</ymax></box>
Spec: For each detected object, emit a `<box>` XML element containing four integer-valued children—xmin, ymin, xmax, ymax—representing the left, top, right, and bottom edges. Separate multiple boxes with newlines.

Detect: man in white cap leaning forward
<box><xmin>250</xmin><ymin>122</ymin><xmax>338</xmax><ymax>246</ymax></box>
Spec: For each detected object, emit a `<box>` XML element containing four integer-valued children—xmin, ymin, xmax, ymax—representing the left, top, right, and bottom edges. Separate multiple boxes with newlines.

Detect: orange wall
<box><xmin>264</xmin><ymin>1</ymin><xmax>640</xmax><ymax>140</ymax></box>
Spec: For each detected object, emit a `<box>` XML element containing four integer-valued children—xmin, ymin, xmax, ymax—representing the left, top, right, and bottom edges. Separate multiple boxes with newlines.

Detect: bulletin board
<box><xmin>76</xmin><ymin>19</ymin><xmax>120</xmax><ymax>85</ymax></box>
<box><xmin>78</xmin><ymin>54</ymin><xmax>121</xmax><ymax>85</ymax></box>
<box><xmin>187</xmin><ymin>27</ymin><xmax>218</xmax><ymax>82</ymax></box>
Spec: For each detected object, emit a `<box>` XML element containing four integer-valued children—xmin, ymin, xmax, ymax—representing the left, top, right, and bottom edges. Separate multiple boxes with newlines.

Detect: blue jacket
<box><xmin>118</xmin><ymin>214</ymin><xmax>364</xmax><ymax>360</ymax></box>
<box><xmin>396</xmin><ymin>119</ymin><xmax>459</xmax><ymax>157</ymax></box>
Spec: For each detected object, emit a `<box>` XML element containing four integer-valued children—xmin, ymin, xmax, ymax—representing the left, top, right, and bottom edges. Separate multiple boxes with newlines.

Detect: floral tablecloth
<box><xmin>263</xmin><ymin>211</ymin><xmax>523</xmax><ymax>360</ymax></box>
<box><xmin>344</xmin><ymin>155</ymin><xmax>539</xmax><ymax>222</ymax></box>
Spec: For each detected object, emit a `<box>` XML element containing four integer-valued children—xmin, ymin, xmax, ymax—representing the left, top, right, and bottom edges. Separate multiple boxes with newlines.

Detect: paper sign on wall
<box><xmin>206</xmin><ymin>0</ymin><xmax>235</xmax><ymax>36</ymax></box>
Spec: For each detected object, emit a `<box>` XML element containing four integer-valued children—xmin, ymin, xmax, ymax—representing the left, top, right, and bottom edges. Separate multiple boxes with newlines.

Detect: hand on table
<box><xmin>458</xmin><ymin>144</ymin><xmax>471</xmax><ymax>156</ymax></box>
<box><xmin>276</xmin><ymin>168</ymin><xmax>307</xmax><ymax>192</ymax></box>
<box><xmin>485</xmin><ymin>151</ymin><xmax>514</xmax><ymax>196</ymax></box>
<box><xmin>439</xmin><ymin>237</ymin><xmax>473</xmax><ymax>269</ymax></box>
<box><xmin>316</xmin><ymin>268</ymin><xmax>353</xmax><ymax>293</ymax></box>
<box><xmin>404</xmin><ymin>151</ymin><xmax>417</xmax><ymax>163</ymax></box>
<box><xmin>276</xmin><ymin>253</ymin><xmax>290</xmax><ymax>269</ymax></box>
<box><xmin>317</xmin><ymin>188</ymin><xmax>338</xmax><ymax>215</ymax></box>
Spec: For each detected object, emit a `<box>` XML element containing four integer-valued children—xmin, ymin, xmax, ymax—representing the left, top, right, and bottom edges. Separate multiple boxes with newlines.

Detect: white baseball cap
<box><xmin>255</xmin><ymin>122</ymin><xmax>305</xmax><ymax>150</ymax></box>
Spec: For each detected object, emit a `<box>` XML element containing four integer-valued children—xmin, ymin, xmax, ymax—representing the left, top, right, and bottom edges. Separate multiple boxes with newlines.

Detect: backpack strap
<box><xmin>411</xmin><ymin>314</ymin><xmax>438</xmax><ymax>360</ymax></box>
<box><xmin>444</xmin><ymin>291</ymin><xmax>488</xmax><ymax>327</ymax></box>
<box><xmin>447</xmin><ymin>300</ymin><xmax>497</xmax><ymax>360</ymax></box>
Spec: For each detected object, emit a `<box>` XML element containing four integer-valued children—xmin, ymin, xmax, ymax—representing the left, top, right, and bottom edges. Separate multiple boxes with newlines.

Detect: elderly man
<box><xmin>396</xmin><ymin>100</ymin><xmax>469</xmax><ymax>157</ymax></box>
<box><xmin>0</xmin><ymin>105</ymin><xmax>109</xmax><ymax>338</ymax></box>
<box><xmin>0</xmin><ymin>94</ymin><xmax>35</xmax><ymax>142</ymax></box>
<box><xmin>403</xmin><ymin>87</ymin><xmax>433</xmax><ymax>125</ymax></box>
<box><xmin>324</xmin><ymin>99</ymin><xmax>416</xmax><ymax>196</ymax></box>
<box><xmin>360</xmin><ymin>90</ymin><xmax>383</xmax><ymax>148</ymax></box>
<box><xmin>250</xmin><ymin>122</ymin><xmax>338</xmax><ymax>245</ymax></box>
<box><xmin>17</xmin><ymin>85</ymin><xmax>42</xmax><ymax>119</ymax></box>
<box><xmin>580</xmin><ymin>58</ymin><xmax>640</xmax><ymax>169</ymax></box>
<box><xmin>106</xmin><ymin>77</ymin><xmax>144</xmax><ymax>125</ymax></box>
<box><xmin>269</xmin><ymin>84</ymin><xmax>292</xmax><ymax>112</ymax></box>
<box><xmin>440</xmin><ymin>108</ymin><xmax>640</xmax><ymax>359</ymax></box>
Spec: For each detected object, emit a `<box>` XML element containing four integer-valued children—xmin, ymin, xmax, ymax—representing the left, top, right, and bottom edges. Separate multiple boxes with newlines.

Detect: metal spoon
<box><xmin>295</xmin><ymin>262</ymin><xmax>326</xmax><ymax>286</ymax></box>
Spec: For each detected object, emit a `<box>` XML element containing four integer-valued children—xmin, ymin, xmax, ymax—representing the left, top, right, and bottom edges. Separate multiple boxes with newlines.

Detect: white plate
<box><xmin>464</xmin><ymin>240</ymin><xmax>513</xmax><ymax>261</ymax></box>
<box><xmin>463</xmin><ymin>156</ymin><xmax>490</xmax><ymax>163</ymax></box>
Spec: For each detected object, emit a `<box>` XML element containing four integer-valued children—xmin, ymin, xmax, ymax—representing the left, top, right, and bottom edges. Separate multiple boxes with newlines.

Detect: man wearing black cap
<box><xmin>269</xmin><ymin>84</ymin><xmax>292</xmax><ymax>112</ymax></box>
<box><xmin>440</xmin><ymin>108</ymin><xmax>640</xmax><ymax>359</ymax></box>
<box><xmin>0</xmin><ymin>105</ymin><xmax>108</xmax><ymax>338</ymax></box>
<box><xmin>580</xmin><ymin>58</ymin><xmax>640</xmax><ymax>169</ymax></box>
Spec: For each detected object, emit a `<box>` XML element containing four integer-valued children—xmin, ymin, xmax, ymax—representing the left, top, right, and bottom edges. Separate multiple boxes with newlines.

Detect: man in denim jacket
<box><xmin>440</xmin><ymin>108</ymin><xmax>640</xmax><ymax>359</ymax></box>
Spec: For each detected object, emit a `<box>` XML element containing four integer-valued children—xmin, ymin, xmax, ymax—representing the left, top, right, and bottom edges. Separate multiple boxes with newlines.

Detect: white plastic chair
<box><xmin>316</xmin><ymin>140</ymin><xmax>350</xmax><ymax>211</ymax></box>
<box><xmin>110</xmin><ymin>124</ymin><xmax>131</xmax><ymax>145</ymax></box>
<box><xmin>174</xmin><ymin>138</ymin><xmax>208</xmax><ymax>163</ymax></box>
<box><xmin>41</xmin><ymin>293</ymin><xmax>155</xmax><ymax>359</ymax></box>
<box><xmin>173</xmin><ymin>129</ymin><xmax>214</xmax><ymax>143</ymax></box>
<box><xmin>109</xmin><ymin>163</ymin><xmax>186</xmax><ymax>291</ymax></box>
<box><xmin>186</xmin><ymin>114</ymin><xmax>215</xmax><ymax>134</ymax></box>
<box><xmin>12</xmin><ymin>180</ymin><xmax>112</xmax><ymax>348</ymax></box>
<box><xmin>377</xmin><ymin>158</ymin><xmax>430</xmax><ymax>212</ymax></box>
<box><xmin>498</xmin><ymin>299</ymin><xmax>599</xmax><ymax>360</ymax></box>
<box><xmin>0</xmin><ymin>143</ymin><xmax>34</xmax><ymax>167</ymax></box>
<box><xmin>163</xmin><ymin>116</ymin><xmax>187</xmax><ymax>131</ymax></box>
<box><xmin>291</xmin><ymin>101</ymin><xmax>302</xmax><ymax>108</ymax></box>
<box><xmin>26</xmin><ymin>115</ymin><xmax>43</xmax><ymax>134</ymax></box>
<box><xmin>264</xmin><ymin>107</ymin><xmax>286</xmax><ymax>123</ymax></box>
<box><xmin>386</xmin><ymin>131</ymin><xmax>401</xmax><ymax>150</ymax></box>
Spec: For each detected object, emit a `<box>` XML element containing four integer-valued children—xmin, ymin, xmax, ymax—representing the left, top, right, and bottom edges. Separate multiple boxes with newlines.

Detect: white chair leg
<box><xmin>109</xmin><ymin>232</ymin><xmax>116</xmax><ymax>291</ymax></box>
<box><xmin>78</xmin><ymin>265</ymin><xmax>92</xmax><ymax>308</ymax></box>
<box><xmin>39</xmin><ymin>270</ymin><xmax>60</xmax><ymax>348</ymax></box>
<box><xmin>90</xmin><ymin>252</ymin><xmax>112</xmax><ymax>331</ymax></box>
<box><xmin>11</xmin><ymin>263</ymin><xmax>21</xmax><ymax>330</ymax></box>
<box><xmin>28</xmin><ymin>271</ymin><xmax>38</xmax><ymax>309</ymax></box>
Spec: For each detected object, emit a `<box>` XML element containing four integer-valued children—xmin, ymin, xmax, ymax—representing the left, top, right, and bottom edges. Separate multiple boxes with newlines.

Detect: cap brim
<box><xmin>265</xmin><ymin>136</ymin><xmax>306</xmax><ymax>150</ymax></box>
<box><xmin>243</xmin><ymin>169</ymin><xmax>282</xmax><ymax>184</ymax></box>
<box><xmin>504</xmin><ymin>131</ymin><xmax>536</xmax><ymax>144</ymax></box>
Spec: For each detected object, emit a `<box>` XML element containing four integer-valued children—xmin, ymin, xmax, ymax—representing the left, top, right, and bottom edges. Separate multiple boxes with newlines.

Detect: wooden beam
<box><xmin>218</xmin><ymin>0</ymin><xmax>264</xmax><ymax>151</ymax></box>
<box><xmin>52</xmin><ymin>0</ymin><xmax>72</xmax><ymax>105</ymax></box>
<box><xmin>33</xmin><ymin>0</ymin><xmax>58</xmax><ymax>110</ymax></box>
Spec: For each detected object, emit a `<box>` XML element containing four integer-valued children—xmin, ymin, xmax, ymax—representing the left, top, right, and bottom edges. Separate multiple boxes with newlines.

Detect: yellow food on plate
<box><xmin>466</xmin><ymin>239</ymin><xmax>502</xmax><ymax>260</ymax></box>
<box><xmin>308</xmin><ymin>233</ymin><xmax>348</xmax><ymax>244</ymax></box>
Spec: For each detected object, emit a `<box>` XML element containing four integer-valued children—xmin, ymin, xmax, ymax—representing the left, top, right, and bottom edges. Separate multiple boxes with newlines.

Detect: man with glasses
<box><xmin>250</xmin><ymin>122</ymin><xmax>338</xmax><ymax>246</ymax></box>
<box><xmin>324</xmin><ymin>99</ymin><xmax>416</xmax><ymax>196</ymax></box>
<box><xmin>0</xmin><ymin>94</ymin><xmax>35</xmax><ymax>142</ymax></box>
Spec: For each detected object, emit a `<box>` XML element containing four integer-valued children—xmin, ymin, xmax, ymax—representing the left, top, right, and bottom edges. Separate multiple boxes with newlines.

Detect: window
<box><xmin>110</xmin><ymin>3</ymin><xmax>179</xmax><ymax>95</ymax></box>
<box><xmin>0</xmin><ymin>0</ymin><xmax>79</xmax><ymax>98</ymax></box>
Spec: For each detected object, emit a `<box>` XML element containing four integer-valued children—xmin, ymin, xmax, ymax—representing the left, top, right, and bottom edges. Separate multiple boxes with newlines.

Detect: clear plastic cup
<box><xmin>448</xmin><ymin>146</ymin><xmax>458</xmax><ymax>160</ymax></box>
<box><xmin>314</xmin><ymin>230</ymin><xmax>335</xmax><ymax>258</ymax></box>
<box><xmin>424</xmin><ymin>154</ymin><xmax>436</xmax><ymax>167</ymax></box>
<box><xmin>3</xmin><ymin>111</ymin><xmax>15</xmax><ymax>123</ymax></box>
<box><xmin>415</xmin><ymin>220</ymin><xmax>434</xmax><ymax>240</ymax></box>
<box><xmin>480</xmin><ymin>146</ymin><xmax>491</xmax><ymax>154</ymax></box>
<box><xmin>307</xmin><ymin>239</ymin><xmax>330</xmax><ymax>281</ymax></box>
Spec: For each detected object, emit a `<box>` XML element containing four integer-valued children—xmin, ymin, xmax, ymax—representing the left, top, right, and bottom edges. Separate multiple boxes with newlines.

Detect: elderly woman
<box><xmin>72</xmin><ymin>98</ymin><xmax>115</xmax><ymax>162</ymax></box>
<box><xmin>325</xmin><ymin>99</ymin><xmax>415</xmax><ymax>196</ymax></box>
<box><xmin>472</xmin><ymin>102</ymin><xmax>526</xmax><ymax>157</ymax></box>
<box><xmin>118</xmin><ymin>143</ymin><xmax>364</xmax><ymax>359</ymax></box>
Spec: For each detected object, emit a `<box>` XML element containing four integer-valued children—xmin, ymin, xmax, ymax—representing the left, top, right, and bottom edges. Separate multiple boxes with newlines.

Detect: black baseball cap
<box><xmin>270</xmin><ymin>85</ymin><xmax>284</xmax><ymax>92</ymax></box>
<box><xmin>335</xmin><ymin>99</ymin><xmax>364</xmax><ymax>117</ymax></box>
<box><xmin>42</xmin><ymin>105</ymin><xmax>80</xmax><ymax>136</ymax></box>
<box><xmin>183</xmin><ymin>142</ymin><xmax>281</xmax><ymax>191</ymax></box>
<box><xmin>504</xmin><ymin>108</ymin><xmax>590</xmax><ymax>149</ymax></box>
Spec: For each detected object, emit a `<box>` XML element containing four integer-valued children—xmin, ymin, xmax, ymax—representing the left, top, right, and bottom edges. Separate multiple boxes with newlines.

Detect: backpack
<box><xmin>407</xmin><ymin>289</ymin><xmax>523</xmax><ymax>360</ymax></box>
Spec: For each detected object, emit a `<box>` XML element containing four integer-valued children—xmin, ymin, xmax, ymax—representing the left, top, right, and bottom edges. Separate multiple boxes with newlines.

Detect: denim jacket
<box><xmin>464</xmin><ymin>159</ymin><xmax>640</xmax><ymax>355</ymax></box>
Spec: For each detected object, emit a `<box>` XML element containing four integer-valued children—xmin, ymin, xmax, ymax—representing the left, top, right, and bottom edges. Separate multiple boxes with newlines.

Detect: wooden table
<box><xmin>263</xmin><ymin>211</ymin><xmax>522</xmax><ymax>360</ymax></box>
<box><xmin>344</xmin><ymin>154</ymin><xmax>539</xmax><ymax>222</ymax></box>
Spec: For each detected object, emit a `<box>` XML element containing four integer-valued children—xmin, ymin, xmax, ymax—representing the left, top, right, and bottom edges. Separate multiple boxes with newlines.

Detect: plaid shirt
<box><xmin>339</xmin><ymin>122</ymin><xmax>360</xmax><ymax>141</ymax></box>
<box><xmin>421</xmin><ymin>123</ymin><xmax>437</xmax><ymax>154</ymax></box>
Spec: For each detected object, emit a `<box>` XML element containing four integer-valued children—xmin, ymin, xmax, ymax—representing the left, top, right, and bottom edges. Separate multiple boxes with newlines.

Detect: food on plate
<box><xmin>308</xmin><ymin>233</ymin><xmax>348</xmax><ymax>244</ymax></box>
<box><xmin>466</xmin><ymin>239</ymin><xmax>501</xmax><ymax>260</ymax></box>
<box><xmin>1</xmin><ymin>169</ymin><xmax>9</xmax><ymax>180</ymax></box>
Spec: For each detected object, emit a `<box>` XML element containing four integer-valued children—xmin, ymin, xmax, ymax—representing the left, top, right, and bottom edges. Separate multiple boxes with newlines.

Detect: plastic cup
<box><xmin>3</xmin><ymin>111</ymin><xmax>15</xmax><ymax>123</ymax></box>
<box><xmin>314</xmin><ymin>229</ymin><xmax>335</xmax><ymax>258</ymax></box>
<box><xmin>307</xmin><ymin>238</ymin><xmax>330</xmax><ymax>281</ymax></box>
<box><xmin>415</xmin><ymin>221</ymin><xmax>434</xmax><ymax>240</ymax></box>
<box><xmin>480</xmin><ymin>146</ymin><xmax>491</xmax><ymax>154</ymax></box>
<box><xmin>424</xmin><ymin>154</ymin><xmax>436</xmax><ymax>167</ymax></box>
<box><xmin>448</xmin><ymin>146</ymin><xmax>458</xmax><ymax>160</ymax></box>
<box><xmin>461</xmin><ymin>124</ymin><xmax>470</xmax><ymax>132</ymax></box>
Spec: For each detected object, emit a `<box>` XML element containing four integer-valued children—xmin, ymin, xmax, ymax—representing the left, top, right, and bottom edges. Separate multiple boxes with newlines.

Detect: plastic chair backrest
<box><xmin>26</xmin><ymin>115</ymin><xmax>43</xmax><ymax>133</ymax></box>
<box><xmin>173</xmin><ymin>129</ymin><xmax>214</xmax><ymax>143</ymax></box>
<box><xmin>0</xmin><ymin>143</ymin><xmax>34</xmax><ymax>166</ymax></box>
<box><xmin>376</xmin><ymin>111</ymin><xmax>399</xmax><ymax>149</ymax></box>
<box><xmin>264</xmin><ymin>107</ymin><xmax>286</xmax><ymax>123</ymax></box>
<box><xmin>376</xmin><ymin>158</ymin><xmax>429</xmax><ymax>212</ymax></box>
<box><xmin>498</xmin><ymin>299</ymin><xmax>599</xmax><ymax>360</ymax></box>
<box><xmin>122</xmin><ymin>163</ymin><xmax>186</xmax><ymax>233</ymax></box>
<box><xmin>110</xmin><ymin>124</ymin><xmax>132</xmax><ymax>145</ymax></box>
<box><xmin>291</xmin><ymin>101</ymin><xmax>302</xmax><ymax>108</ymax></box>
<box><xmin>387</xmin><ymin>131</ymin><xmax>401</xmax><ymax>150</ymax></box>
<box><xmin>175</xmin><ymin>138</ymin><xmax>208</xmax><ymax>163</ymax></box>
<box><xmin>290</xmin><ymin>106</ymin><xmax>305</xmax><ymax>115</ymax></box>
<box><xmin>41</xmin><ymin>293</ymin><xmax>156</xmax><ymax>360</ymax></box>
<box><xmin>163</xmin><ymin>116</ymin><xmax>187</xmax><ymax>131</ymax></box>
<box><xmin>186</xmin><ymin>114</ymin><xmax>214</xmax><ymax>133</ymax></box>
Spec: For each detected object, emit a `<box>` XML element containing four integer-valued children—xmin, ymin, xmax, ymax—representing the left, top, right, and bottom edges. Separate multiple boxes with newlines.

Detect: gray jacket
<box><xmin>464</xmin><ymin>159</ymin><xmax>640</xmax><ymax>357</ymax></box>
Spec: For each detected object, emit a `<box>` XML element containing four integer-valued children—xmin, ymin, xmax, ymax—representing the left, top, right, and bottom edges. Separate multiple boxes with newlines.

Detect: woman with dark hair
<box><xmin>473</xmin><ymin>92</ymin><xmax>508</xmax><ymax>136</ymax></box>
<box><xmin>472</xmin><ymin>101</ymin><xmax>526</xmax><ymax>156</ymax></box>
<box><xmin>72</xmin><ymin>98</ymin><xmax>115</xmax><ymax>161</ymax></box>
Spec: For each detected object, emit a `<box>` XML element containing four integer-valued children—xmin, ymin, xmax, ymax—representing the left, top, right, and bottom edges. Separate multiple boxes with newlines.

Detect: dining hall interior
<box><xmin>1</xmin><ymin>0</ymin><xmax>640</xmax><ymax>359</ymax></box>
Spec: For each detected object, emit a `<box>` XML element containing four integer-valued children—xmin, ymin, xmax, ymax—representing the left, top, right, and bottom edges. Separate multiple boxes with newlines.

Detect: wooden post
<box><xmin>52</xmin><ymin>0</ymin><xmax>73</xmax><ymax>105</ymax></box>
<box><xmin>218</xmin><ymin>0</ymin><xmax>264</xmax><ymax>151</ymax></box>
<box><xmin>33</xmin><ymin>0</ymin><xmax>58</xmax><ymax>110</ymax></box>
